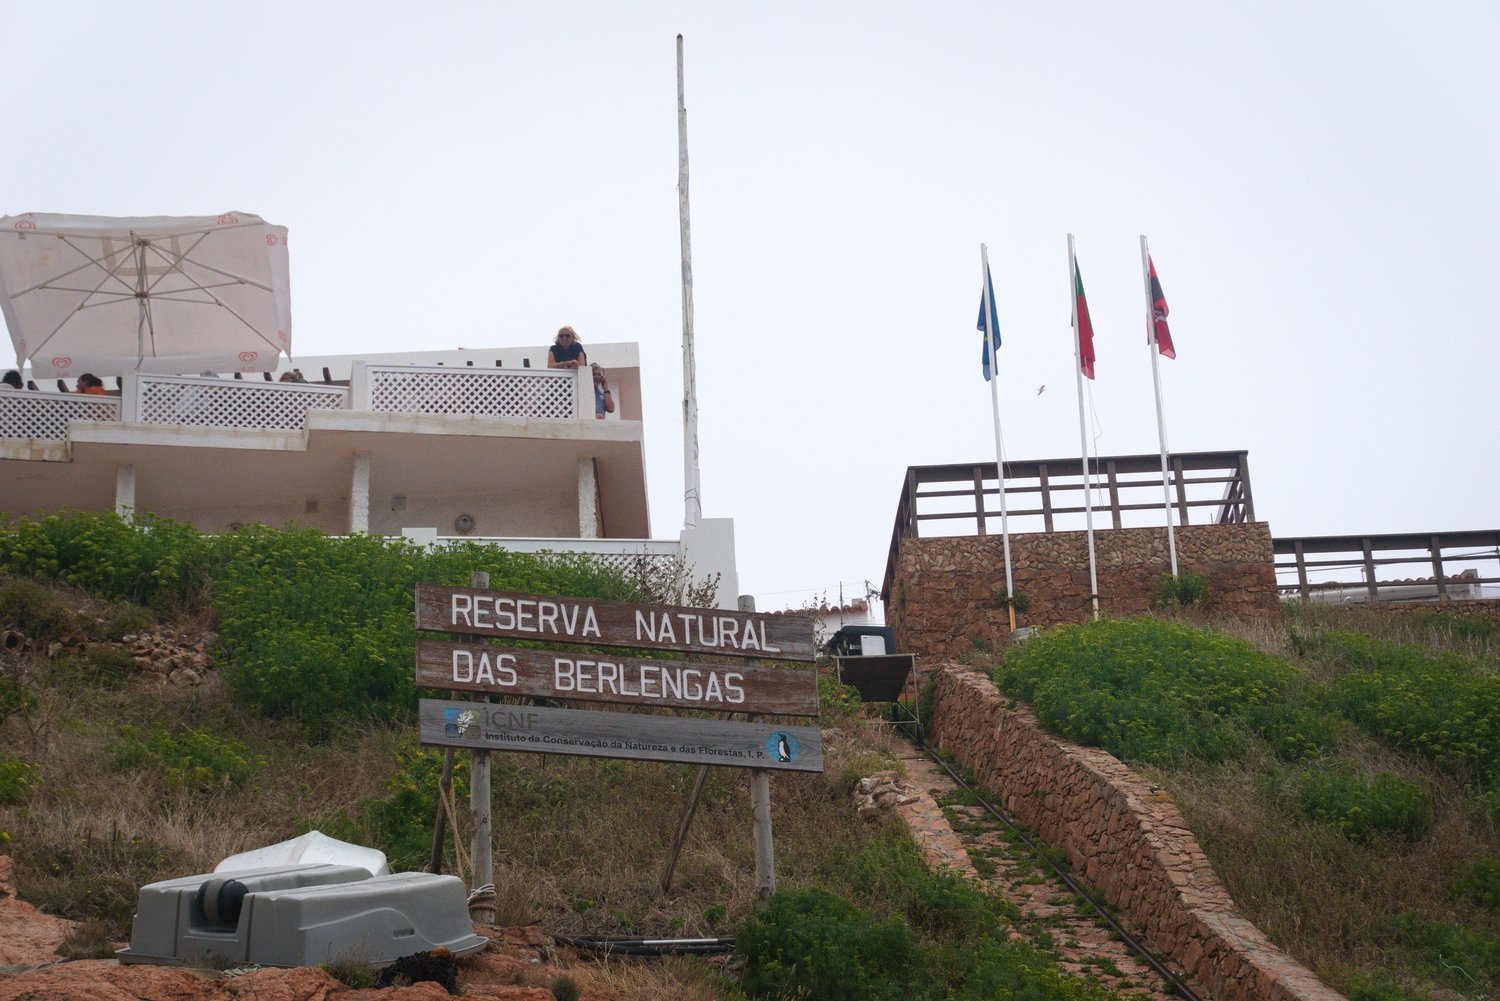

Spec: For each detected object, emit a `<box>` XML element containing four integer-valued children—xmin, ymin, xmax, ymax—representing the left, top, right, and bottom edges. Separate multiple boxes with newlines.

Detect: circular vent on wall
<box><xmin>454</xmin><ymin>513</ymin><xmax>476</xmax><ymax>535</ymax></box>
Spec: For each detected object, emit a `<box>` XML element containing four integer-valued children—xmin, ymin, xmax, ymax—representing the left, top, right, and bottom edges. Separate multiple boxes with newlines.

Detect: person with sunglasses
<box><xmin>547</xmin><ymin>326</ymin><xmax>587</xmax><ymax>370</ymax></box>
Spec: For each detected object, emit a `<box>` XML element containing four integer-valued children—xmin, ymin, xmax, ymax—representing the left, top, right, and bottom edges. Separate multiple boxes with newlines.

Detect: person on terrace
<box><xmin>547</xmin><ymin>326</ymin><xmax>586</xmax><ymax>369</ymax></box>
<box><xmin>591</xmin><ymin>363</ymin><xmax>615</xmax><ymax>419</ymax></box>
<box><xmin>2</xmin><ymin>371</ymin><xmax>21</xmax><ymax>389</ymax></box>
<box><xmin>76</xmin><ymin>373</ymin><xmax>106</xmax><ymax>395</ymax></box>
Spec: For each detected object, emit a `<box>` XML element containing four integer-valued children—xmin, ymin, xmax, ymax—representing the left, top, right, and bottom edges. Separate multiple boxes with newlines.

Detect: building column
<box><xmin>577</xmin><ymin>457</ymin><xmax>600</xmax><ymax>539</ymax></box>
<box><xmin>114</xmin><ymin>464</ymin><xmax>136</xmax><ymax>520</ymax></box>
<box><xmin>350</xmin><ymin>452</ymin><xmax>370</xmax><ymax>533</ymax></box>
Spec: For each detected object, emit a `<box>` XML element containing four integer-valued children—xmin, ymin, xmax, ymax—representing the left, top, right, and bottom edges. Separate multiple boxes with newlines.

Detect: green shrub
<box><xmin>1242</xmin><ymin>699</ymin><xmax>1343</xmax><ymax>762</ymax></box>
<box><xmin>1315</xmin><ymin>631</ymin><xmax>1500</xmax><ymax>782</ymax></box>
<box><xmin>113</xmin><ymin>724</ymin><xmax>264</xmax><ymax>791</ymax></box>
<box><xmin>0</xmin><ymin>753</ymin><xmax>39</xmax><ymax>806</ymax></box>
<box><xmin>939</xmin><ymin>936</ymin><xmax>1125</xmax><ymax>1000</ymax></box>
<box><xmin>844</xmin><ymin>835</ymin><xmax>1013</xmax><ymax>941</ymax></box>
<box><xmin>817</xmin><ymin>671</ymin><xmax>864</xmax><ymax>720</ymax></box>
<box><xmin>322</xmin><ymin>955</ymin><xmax>378</xmax><ymax>988</ymax></box>
<box><xmin>212</xmin><ymin>528</ymin><xmax>636</xmax><ymax>722</ymax></box>
<box><xmin>996</xmin><ymin>618</ymin><xmax>1300</xmax><ymax>764</ymax></box>
<box><xmin>737</xmin><ymin>887</ymin><xmax>932</xmax><ymax>1001</ymax></box>
<box><xmin>0</xmin><ymin>668</ymin><xmax>37</xmax><ymax>724</ymax></box>
<box><xmin>101</xmin><ymin>602</ymin><xmax>156</xmax><ymax>641</ymax></box>
<box><xmin>49</xmin><ymin>643</ymin><xmax>137</xmax><ymax>690</ymax></box>
<box><xmin>1</xmin><ymin>511</ymin><xmax>220</xmax><ymax>610</ymax></box>
<box><xmin>1341</xmin><ymin>968</ymin><xmax>1430</xmax><ymax>1001</ymax></box>
<box><xmin>1454</xmin><ymin>855</ymin><xmax>1500</xmax><ymax>915</ymax></box>
<box><xmin>326</xmin><ymin>746</ymin><xmax>470</xmax><ymax>871</ymax></box>
<box><xmin>1391</xmin><ymin>912</ymin><xmax>1500</xmax><ymax>991</ymax></box>
<box><xmin>1294</xmin><ymin>766</ymin><xmax>1432</xmax><ymax>842</ymax></box>
<box><xmin>0</xmin><ymin>578</ymin><xmax>80</xmax><ymax>643</ymax></box>
<box><xmin>1153</xmin><ymin>571</ymin><xmax>1212</xmax><ymax>608</ymax></box>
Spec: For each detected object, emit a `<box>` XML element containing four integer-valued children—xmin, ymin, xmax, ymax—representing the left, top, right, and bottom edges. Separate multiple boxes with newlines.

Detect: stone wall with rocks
<box><xmin>928</xmin><ymin>665</ymin><xmax>1345</xmax><ymax>1001</ymax></box>
<box><xmin>888</xmin><ymin>523</ymin><xmax>1280</xmax><ymax>659</ymax></box>
<box><xmin>1311</xmin><ymin>598</ymin><xmax>1500</xmax><ymax>627</ymax></box>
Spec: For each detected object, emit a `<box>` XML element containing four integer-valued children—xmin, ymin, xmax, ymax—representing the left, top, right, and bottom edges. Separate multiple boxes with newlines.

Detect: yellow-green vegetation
<box><xmin>0</xmin><ymin>512</ymin><xmax>1139</xmax><ymax>999</ymax></box>
<box><xmin>989</xmin><ymin>609</ymin><xmax>1500</xmax><ymax>1000</ymax></box>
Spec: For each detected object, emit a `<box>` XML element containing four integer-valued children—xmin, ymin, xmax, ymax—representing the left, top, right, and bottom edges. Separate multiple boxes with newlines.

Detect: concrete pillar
<box><xmin>350</xmin><ymin>452</ymin><xmax>370</xmax><ymax>533</ymax></box>
<box><xmin>114</xmin><ymin>463</ymin><xmax>136</xmax><ymax>520</ymax></box>
<box><xmin>577</xmin><ymin>457</ymin><xmax>599</xmax><ymax>539</ymax></box>
<box><xmin>680</xmin><ymin>517</ymin><xmax>741</xmax><ymax>610</ymax></box>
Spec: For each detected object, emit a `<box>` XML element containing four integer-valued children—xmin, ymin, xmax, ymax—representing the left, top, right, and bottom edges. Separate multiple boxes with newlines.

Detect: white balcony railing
<box><xmin>2</xmin><ymin>365</ymin><xmax>601</xmax><ymax>443</ymax></box>
<box><xmin>129</xmin><ymin>375</ymin><xmax>348</xmax><ymax>430</ymax></box>
<box><xmin>355</xmin><ymin>364</ymin><xmax>583</xmax><ymax>419</ymax></box>
<box><xmin>0</xmin><ymin>387</ymin><xmax>119</xmax><ymax>440</ymax></box>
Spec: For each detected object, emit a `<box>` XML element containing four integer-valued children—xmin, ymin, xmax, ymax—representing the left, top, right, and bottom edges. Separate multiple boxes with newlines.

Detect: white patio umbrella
<box><xmin>0</xmin><ymin>211</ymin><xmax>291</xmax><ymax>378</ymax></box>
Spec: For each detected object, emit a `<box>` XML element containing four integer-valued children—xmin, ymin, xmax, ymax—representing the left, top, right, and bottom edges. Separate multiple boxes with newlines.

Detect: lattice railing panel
<box><xmin>367</xmin><ymin>367</ymin><xmax>576</xmax><ymax>419</ymax></box>
<box><xmin>0</xmin><ymin>391</ymin><xmax>120</xmax><ymax>441</ymax></box>
<box><xmin>138</xmin><ymin>377</ymin><xmax>347</xmax><ymax>430</ymax></box>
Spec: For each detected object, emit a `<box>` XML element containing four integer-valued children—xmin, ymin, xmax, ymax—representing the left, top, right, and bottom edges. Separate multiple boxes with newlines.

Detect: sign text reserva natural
<box><xmin>416</xmin><ymin>640</ymin><xmax>819</xmax><ymax>716</ymax></box>
<box><xmin>414</xmin><ymin>584</ymin><xmax>815</xmax><ymax>661</ymax></box>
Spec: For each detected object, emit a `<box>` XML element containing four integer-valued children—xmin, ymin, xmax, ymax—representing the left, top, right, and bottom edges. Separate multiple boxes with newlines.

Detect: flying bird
<box><xmin>1036</xmin><ymin>385</ymin><xmax>1046</xmax><ymax>396</ymax></box>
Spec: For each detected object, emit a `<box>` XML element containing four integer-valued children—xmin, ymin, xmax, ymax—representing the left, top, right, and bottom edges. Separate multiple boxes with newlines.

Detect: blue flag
<box><xmin>978</xmin><ymin>261</ymin><xmax>1001</xmax><ymax>381</ymax></box>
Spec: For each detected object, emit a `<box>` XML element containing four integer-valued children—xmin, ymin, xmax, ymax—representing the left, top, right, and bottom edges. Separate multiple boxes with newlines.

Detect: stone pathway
<box><xmin>877</xmin><ymin>742</ymin><xmax>1193</xmax><ymax>1001</ymax></box>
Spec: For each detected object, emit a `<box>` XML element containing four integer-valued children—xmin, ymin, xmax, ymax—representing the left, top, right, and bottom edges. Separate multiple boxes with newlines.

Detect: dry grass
<box><xmin>583</xmin><ymin>954</ymin><xmax>741</xmax><ymax>1001</ymax></box>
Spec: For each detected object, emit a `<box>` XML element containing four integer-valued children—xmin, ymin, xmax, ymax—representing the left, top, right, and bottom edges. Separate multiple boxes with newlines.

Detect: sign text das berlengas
<box><xmin>414</xmin><ymin>584</ymin><xmax>815</xmax><ymax>661</ymax></box>
<box><xmin>416</xmin><ymin>640</ymin><xmax>819</xmax><ymax>716</ymax></box>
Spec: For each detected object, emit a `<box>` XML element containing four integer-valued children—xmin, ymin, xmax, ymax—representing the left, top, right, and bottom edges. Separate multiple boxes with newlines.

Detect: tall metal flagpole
<box><xmin>980</xmin><ymin>244</ymin><xmax>1016</xmax><ymax>632</ymax></box>
<box><xmin>1141</xmin><ymin>236</ymin><xmax>1178</xmax><ymax>577</ymax></box>
<box><xmin>1067</xmin><ymin>234</ymin><xmax>1100</xmax><ymax>621</ymax></box>
<box><xmin>677</xmin><ymin>34</ymin><xmax>702</xmax><ymax>529</ymax></box>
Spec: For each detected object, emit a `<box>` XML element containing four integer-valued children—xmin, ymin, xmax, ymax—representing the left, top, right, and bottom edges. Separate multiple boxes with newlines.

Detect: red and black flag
<box><xmin>1148</xmin><ymin>256</ymin><xmax>1176</xmax><ymax>359</ymax></box>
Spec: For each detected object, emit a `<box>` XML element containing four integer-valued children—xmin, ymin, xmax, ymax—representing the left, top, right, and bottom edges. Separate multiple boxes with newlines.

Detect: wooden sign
<box><xmin>415</xmin><ymin>584</ymin><xmax>815</xmax><ymax>662</ymax></box>
<box><xmin>417</xmin><ymin>640</ymin><xmax>820</xmax><ymax>716</ymax></box>
<box><xmin>419</xmin><ymin>699</ymin><xmax>824</xmax><ymax>773</ymax></box>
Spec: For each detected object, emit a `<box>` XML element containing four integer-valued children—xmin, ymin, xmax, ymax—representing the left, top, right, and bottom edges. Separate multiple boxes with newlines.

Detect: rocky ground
<box><xmin>0</xmin><ymin>854</ymin><xmax>607</xmax><ymax>1000</ymax></box>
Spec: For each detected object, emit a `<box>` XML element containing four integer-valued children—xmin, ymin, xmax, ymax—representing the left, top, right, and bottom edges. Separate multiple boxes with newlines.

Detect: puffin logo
<box><xmin>767</xmin><ymin>731</ymin><xmax>800</xmax><ymax>763</ymax></box>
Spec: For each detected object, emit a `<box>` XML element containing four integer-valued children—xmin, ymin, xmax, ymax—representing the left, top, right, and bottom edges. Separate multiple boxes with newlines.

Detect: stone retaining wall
<box><xmin>929</xmin><ymin>665</ymin><xmax>1345</xmax><ymax>1001</ymax></box>
<box><xmin>889</xmin><ymin>523</ymin><xmax>1280</xmax><ymax>660</ymax></box>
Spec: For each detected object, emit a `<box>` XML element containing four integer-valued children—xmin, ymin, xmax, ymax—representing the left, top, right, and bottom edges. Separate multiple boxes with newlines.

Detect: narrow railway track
<box><xmin>892</xmin><ymin>717</ymin><xmax>1205</xmax><ymax>1001</ymax></box>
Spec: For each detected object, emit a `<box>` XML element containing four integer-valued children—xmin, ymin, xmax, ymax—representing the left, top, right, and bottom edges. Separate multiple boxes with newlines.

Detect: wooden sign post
<box><xmin>414</xmin><ymin>583</ymin><xmax>818</xmax><ymax>912</ymax></box>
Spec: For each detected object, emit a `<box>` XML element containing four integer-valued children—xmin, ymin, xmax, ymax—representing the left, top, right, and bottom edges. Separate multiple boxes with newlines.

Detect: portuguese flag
<box><xmin>1148</xmin><ymin>256</ymin><xmax>1176</xmax><ymax>359</ymax></box>
<box><xmin>1074</xmin><ymin>258</ymin><xmax>1096</xmax><ymax>380</ymax></box>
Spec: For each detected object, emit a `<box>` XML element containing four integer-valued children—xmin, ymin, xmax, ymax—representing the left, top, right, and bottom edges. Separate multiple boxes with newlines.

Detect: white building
<box><xmin>1</xmin><ymin>343</ymin><xmax>740</xmax><ymax>607</ymax></box>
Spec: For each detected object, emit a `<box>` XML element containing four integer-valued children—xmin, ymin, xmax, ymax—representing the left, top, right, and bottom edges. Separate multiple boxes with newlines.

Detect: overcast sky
<box><xmin>5</xmin><ymin>1</ymin><xmax>1496</xmax><ymax>612</ymax></box>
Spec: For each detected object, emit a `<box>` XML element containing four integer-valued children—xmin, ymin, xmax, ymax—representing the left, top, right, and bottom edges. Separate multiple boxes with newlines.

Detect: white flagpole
<box><xmin>1068</xmin><ymin>234</ymin><xmax>1100</xmax><ymax>621</ymax></box>
<box><xmin>981</xmin><ymin>244</ymin><xmax>1016</xmax><ymax>632</ymax></box>
<box><xmin>1141</xmin><ymin>236</ymin><xmax>1178</xmax><ymax>577</ymax></box>
<box><xmin>677</xmin><ymin>34</ymin><xmax>702</xmax><ymax>530</ymax></box>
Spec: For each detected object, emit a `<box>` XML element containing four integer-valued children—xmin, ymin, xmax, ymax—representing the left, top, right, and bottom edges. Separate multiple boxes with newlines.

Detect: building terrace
<box><xmin>2</xmin><ymin>343</ymin><xmax>648</xmax><ymax>543</ymax></box>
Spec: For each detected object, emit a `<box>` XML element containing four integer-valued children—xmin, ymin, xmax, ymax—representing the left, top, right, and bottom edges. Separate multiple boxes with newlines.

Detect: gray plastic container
<box><xmin>118</xmin><ymin>863</ymin><xmax>486</xmax><ymax>968</ymax></box>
